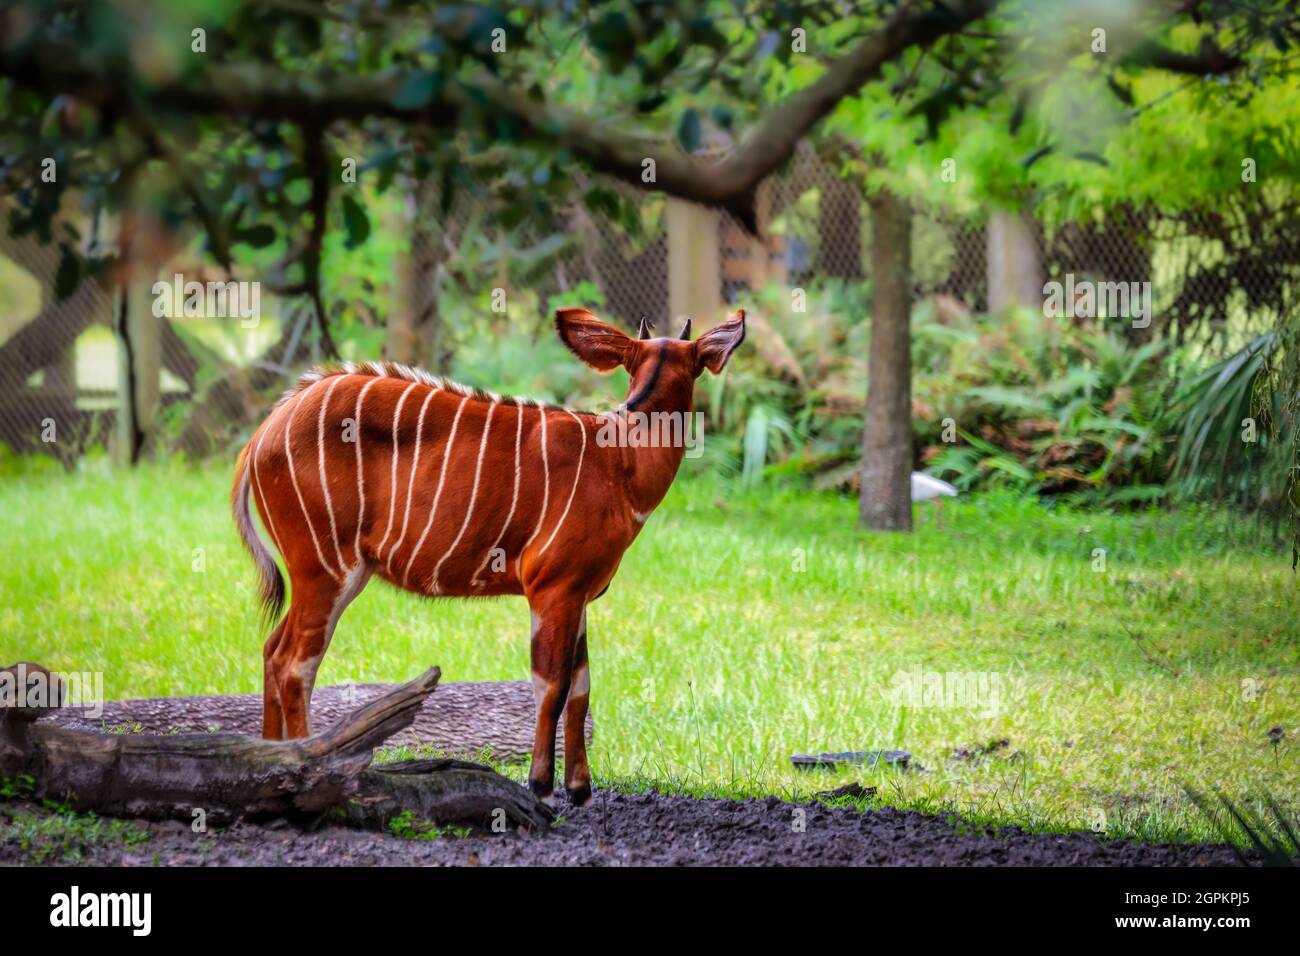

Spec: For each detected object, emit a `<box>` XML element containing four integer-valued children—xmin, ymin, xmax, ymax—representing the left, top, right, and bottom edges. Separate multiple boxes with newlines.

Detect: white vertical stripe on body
<box><xmin>374</xmin><ymin>381</ymin><xmax>420</xmax><ymax>561</ymax></box>
<box><xmin>351</xmin><ymin>377</ymin><xmax>382</xmax><ymax>568</ymax></box>
<box><xmin>538</xmin><ymin>410</ymin><xmax>587</xmax><ymax>556</ymax></box>
<box><xmin>386</xmin><ymin>386</ymin><xmax>440</xmax><ymax>574</ymax></box>
<box><xmin>251</xmin><ymin>415</ymin><xmax>283</xmax><ymax>555</ymax></box>
<box><xmin>429</xmin><ymin>401</ymin><xmax>496</xmax><ymax>592</ymax></box>
<box><xmin>516</xmin><ymin>406</ymin><xmax>550</xmax><ymax>577</ymax></box>
<box><xmin>473</xmin><ymin>402</ymin><xmax>524</xmax><ymax>587</ymax></box>
<box><xmin>316</xmin><ymin>375</ymin><xmax>348</xmax><ymax>574</ymax></box>
<box><xmin>403</xmin><ymin>394</ymin><xmax>471</xmax><ymax>584</ymax></box>
<box><xmin>284</xmin><ymin>383</ymin><xmax>341</xmax><ymax>581</ymax></box>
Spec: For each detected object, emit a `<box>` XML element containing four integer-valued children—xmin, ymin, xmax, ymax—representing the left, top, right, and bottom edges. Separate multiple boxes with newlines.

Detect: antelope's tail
<box><xmin>232</xmin><ymin>442</ymin><xmax>286</xmax><ymax>623</ymax></box>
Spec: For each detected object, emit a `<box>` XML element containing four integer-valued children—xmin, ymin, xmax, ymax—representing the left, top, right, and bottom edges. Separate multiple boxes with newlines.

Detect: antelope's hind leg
<box><xmin>563</xmin><ymin>608</ymin><xmax>592</xmax><ymax>806</ymax></box>
<box><xmin>261</xmin><ymin>616</ymin><xmax>290</xmax><ymax>739</ymax></box>
<box><xmin>526</xmin><ymin>590</ymin><xmax>587</xmax><ymax>804</ymax></box>
<box><xmin>267</xmin><ymin>565</ymin><xmax>370</xmax><ymax>739</ymax></box>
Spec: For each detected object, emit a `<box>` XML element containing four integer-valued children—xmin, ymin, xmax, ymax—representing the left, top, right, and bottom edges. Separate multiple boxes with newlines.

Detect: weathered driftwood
<box><xmin>45</xmin><ymin>679</ymin><xmax>593</xmax><ymax>762</ymax></box>
<box><xmin>345</xmin><ymin>759</ymin><xmax>553</xmax><ymax>831</ymax></box>
<box><xmin>1</xmin><ymin>664</ymin><xmax>553</xmax><ymax>830</ymax></box>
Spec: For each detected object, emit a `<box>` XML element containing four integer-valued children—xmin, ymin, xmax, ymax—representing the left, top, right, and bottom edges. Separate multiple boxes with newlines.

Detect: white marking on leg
<box><xmin>531</xmin><ymin>671</ymin><xmax>551</xmax><ymax>725</ymax></box>
<box><xmin>326</xmin><ymin>562</ymin><xmax>370</xmax><ymax>648</ymax></box>
<box><xmin>473</xmin><ymin>403</ymin><xmax>524</xmax><ymax>587</ymax></box>
<box><xmin>429</xmin><ymin>401</ymin><xmax>496</xmax><ymax>592</ymax></box>
<box><xmin>404</xmin><ymin>394</ymin><xmax>471</xmax><ymax>585</ymax></box>
<box><xmin>299</xmin><ymin>562</ymin><xmax>370</xmax><ymax>734</ymax></box>
<box><xmin>386</xmin><ymin>386</ymin><xmax>440</xmax><ymax>574</ymax></box>
<box><xmin>569</xmin><ymin>661</ymin><xmax>590</xmax><ymax>699</ymax></box>
<box><xmin>538</xmin><ymin>410</ymin><xmax>587</xmax><ymax>556</ymax></box>
<box><xmin>351</xmin><ymin>377</ymin><xmax>382</xmax><ymax>568</ymax></box>
<box><xmin>529</xmin><ymin>609</ymin><xmax>546</xmax><ymax>719</ymax></box>
<box><xmin>568</xmin><ymin>607</ymin><xmax>589</xmax><ymax>701</ymax></box>
<box><xmin>317</xmin><ymin>375</ymin><xmax>348</xmax><ymax>574</ymax></box>
<box><xmin>375</xmin><ymin>381</ymin><xmax>420</xmax><ymax>560</ymax></box>
<box><xmin>285</xmin><ymin>384</ymin><xmax>342</xmax><ymax>582</ymax></box>
<box><xmin>632</xmin><ymin>509</ymin><xmax>650</xmax><ymax>524</ymax></box>
<box><xmin>291</xmin><ymin>654</ymin><xmax>324</xmax><ymax>683</ymax></box>
<box><xmin>516</xmin><ymin>407</ymin><xmax>550</xmax><ymax>577</ymax></box>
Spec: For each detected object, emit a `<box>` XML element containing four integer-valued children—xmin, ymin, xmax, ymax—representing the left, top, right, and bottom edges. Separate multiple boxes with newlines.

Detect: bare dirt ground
<box><xmin>0</xmin><ymin>790</ymin><xmax>1248</xmax><ymax>867</ymax></box>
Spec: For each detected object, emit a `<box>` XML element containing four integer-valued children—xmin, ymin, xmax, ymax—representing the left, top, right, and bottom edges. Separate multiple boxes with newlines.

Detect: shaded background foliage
<box><xmin>1</xmin><ymin>0</ymin><xmax>1299</xmax><ymax>540</ymax></box>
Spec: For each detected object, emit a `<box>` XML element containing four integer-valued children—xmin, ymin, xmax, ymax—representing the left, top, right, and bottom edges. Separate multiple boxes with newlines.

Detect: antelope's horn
<box><xmin>637</xmin><ymin>316</ymin><xmax>651</xmax><ymax>340</ymax></box>
<box><xmin>679</xmin><ymin>318</ymin><xmax>692</xmax><ymax>340</ymax></box>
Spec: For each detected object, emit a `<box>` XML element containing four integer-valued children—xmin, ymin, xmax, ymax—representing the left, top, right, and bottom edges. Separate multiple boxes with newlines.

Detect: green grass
<box><xmin>385</xmin><ymin>810</ymin><xmax>472</xmax><ymax>841</ymax></box>
<box><xmin>1</xmin><ymin>452</ymin><xmax>1297</xmax><ymax>846</ymax></box>
<box><xmin>0</xmin><ymin>775</ymin><xmax>151</xmax><ymax>865</ymax></box>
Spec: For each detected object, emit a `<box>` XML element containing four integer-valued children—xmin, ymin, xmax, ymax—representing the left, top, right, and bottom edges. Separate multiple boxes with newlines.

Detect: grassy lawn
<box><xmin>2</xmin><ymin>453</ymin><xmax>1297</xmax><ymax>845</ymax></box>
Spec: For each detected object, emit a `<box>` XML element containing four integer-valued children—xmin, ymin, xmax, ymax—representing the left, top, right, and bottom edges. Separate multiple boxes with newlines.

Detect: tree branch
<box><xmin>0</xmin><ymin>1</ymin><xmax>997</xmax><ymax>229</ymax></box>
<box><xmin>1122</xmin><ymin>35</ymin><xmax>1245</xmax><ymax>75</ymax></box>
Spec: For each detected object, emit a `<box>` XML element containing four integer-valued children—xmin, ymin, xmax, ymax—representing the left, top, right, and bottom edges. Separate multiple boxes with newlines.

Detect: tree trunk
<box><xmin>386</xmin><ymin>175</ymin><xmax>450</xmax><ymax>371</ymax></box>
<box><xmin>667</xmin><ymin>197</ymin><xmax>721</xmax><ymax>325</ymax></box>
<box><xmin>858</xmin><ymin>189</ymin><xmax>913</xmax><ymax>532</ymax></box>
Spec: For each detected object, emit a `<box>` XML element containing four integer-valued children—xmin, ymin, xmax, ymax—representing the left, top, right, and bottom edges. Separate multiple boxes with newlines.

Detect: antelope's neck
<box><xmin>617</xmin><ymin>377</ymin><xmax>694</xmax><ymax>519</ymax></box>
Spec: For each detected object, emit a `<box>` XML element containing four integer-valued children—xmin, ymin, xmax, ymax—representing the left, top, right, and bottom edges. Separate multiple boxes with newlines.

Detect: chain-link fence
<box><xmin>1</xmin><ymin>140</ymin><xmax>1295</xmax><ymax>461</ymax></box>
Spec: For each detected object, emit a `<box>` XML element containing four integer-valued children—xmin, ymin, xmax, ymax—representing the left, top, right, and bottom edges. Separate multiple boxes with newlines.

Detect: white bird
<box><xmin>911</xmin><ymin>472</ymin><xmax>957</xmax><ymax>527</ymax></box>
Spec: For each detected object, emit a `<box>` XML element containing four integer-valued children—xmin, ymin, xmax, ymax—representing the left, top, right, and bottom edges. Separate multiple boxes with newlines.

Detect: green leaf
<box><xmin>1106</xmin><ymin>75</ymin><xmax>1135</xmax><ymax>106</ymax></box>
<box><xmin>588</xmin><ymin>12</ymin><xmax>636</xmax><ymax>71</ymax></box>
<box><xmin>1020</xmin><ymin>145</ymin><xmax>1054</xmax><ymax>168</ymax></box>
<box><xmin>677</xmin><ymin>108</ymin><xmax>701</xmax><ymax>153</ymax></box>
<box><xmin>341</xmin><ymin>194</ymin><xmax>370</xmax><ymax>249</ymax></box>
<box><xmin>636</xmin><ymin>92</ymin><xmax>668</xmax><ymax>113</ymax></box>
<box><xmin>393</xmin><ymin>71</ymin><xmax>442</xmax><ymax>110</ymax></box>
<box><xmin>687</xmin><ymin>17</ymin><xmax>727</xmax><ymax>51</ymax></box>
<box><xmin>236</xmin><ymin>224</ymin><xmax>277</xmax><ymax>248</ymax></box>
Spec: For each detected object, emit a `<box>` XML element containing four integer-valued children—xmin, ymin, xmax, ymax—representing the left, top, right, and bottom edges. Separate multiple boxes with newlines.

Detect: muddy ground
<box><xmin>0</xmin><ymin>790</ymin><xmax>1248</xmax><ymax>867</ymax></box>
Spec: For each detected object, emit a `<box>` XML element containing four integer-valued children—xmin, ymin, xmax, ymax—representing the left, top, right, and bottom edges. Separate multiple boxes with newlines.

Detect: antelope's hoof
<box><xmin>529</xmin><ymin>778</ymin><xmax>555</xmax><ymax>806</ymax></box>
<box><xmin>565</xmin><ymin>783</ymin><xmax>593</xmax><ymax>807</ymax></box>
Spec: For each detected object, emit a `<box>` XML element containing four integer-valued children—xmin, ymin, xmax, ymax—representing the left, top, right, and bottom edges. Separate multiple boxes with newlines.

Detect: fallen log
<box><xmin>345</xmin><ymin>759</ymin><xmax>553</xmax><ymax>831</ymax></box>
<box><xmin>1</xmin><ymin>663</ymin><xmax>553</xmax><ymax>831</ymax></box>
<box><xmin>44</xmin><ymin>678</ymin><xmax>593</xmax><ymax>762</ymax></box>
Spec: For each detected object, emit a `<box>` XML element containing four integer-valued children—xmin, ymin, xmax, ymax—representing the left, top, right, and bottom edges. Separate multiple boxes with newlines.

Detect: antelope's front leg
<box><xmin>563</xmin><ymin>609</ymin><xmax>592</xmax><ymax>805</ymax></box>
<box><xmin>526</xmin><ymin>592</ymin><xmax>585</xmax><ymax>803</ymax></box>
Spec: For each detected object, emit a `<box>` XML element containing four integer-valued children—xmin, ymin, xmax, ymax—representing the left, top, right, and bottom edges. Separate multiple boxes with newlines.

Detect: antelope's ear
<box><xmin>695</xmin><ymin>309</ymin><xmax>746</xmax><ymax>375</ymax></box>
<box><xmin>555</xmin><ymin>308</ymin><xmax>635</xmax><ymax>372</ymax></box>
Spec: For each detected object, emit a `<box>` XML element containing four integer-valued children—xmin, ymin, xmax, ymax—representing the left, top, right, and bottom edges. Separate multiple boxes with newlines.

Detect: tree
<box><xmin>859</xmin><ymin>188</ymin><xmax>913</xmax><ymax>530</ymax></box>
<box><xmin>816</xmin><ymin>0</ymin><xmax>1300</xmax><ymax>529</ymax></box>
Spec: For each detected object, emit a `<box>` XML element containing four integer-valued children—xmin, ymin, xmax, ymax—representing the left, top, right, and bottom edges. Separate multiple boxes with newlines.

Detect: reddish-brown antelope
<box><xmin>232</xmin><ymin>307</ymin><xmax>746</xmax><ymax>803</ymax></box>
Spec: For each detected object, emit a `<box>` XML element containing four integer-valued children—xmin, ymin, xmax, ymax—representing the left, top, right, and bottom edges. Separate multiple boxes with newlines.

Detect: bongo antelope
<box><xmin>232</xmin><ymin>307</ymin><xmax>746</xmax><ymax>804</ymax></box>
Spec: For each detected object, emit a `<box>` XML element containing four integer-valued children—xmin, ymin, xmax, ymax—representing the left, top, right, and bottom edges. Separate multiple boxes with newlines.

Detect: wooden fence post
<box><xmin>114</xmin><ymin>275</ymin><xmax>161</xmax><ymax>465</ymax></box>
